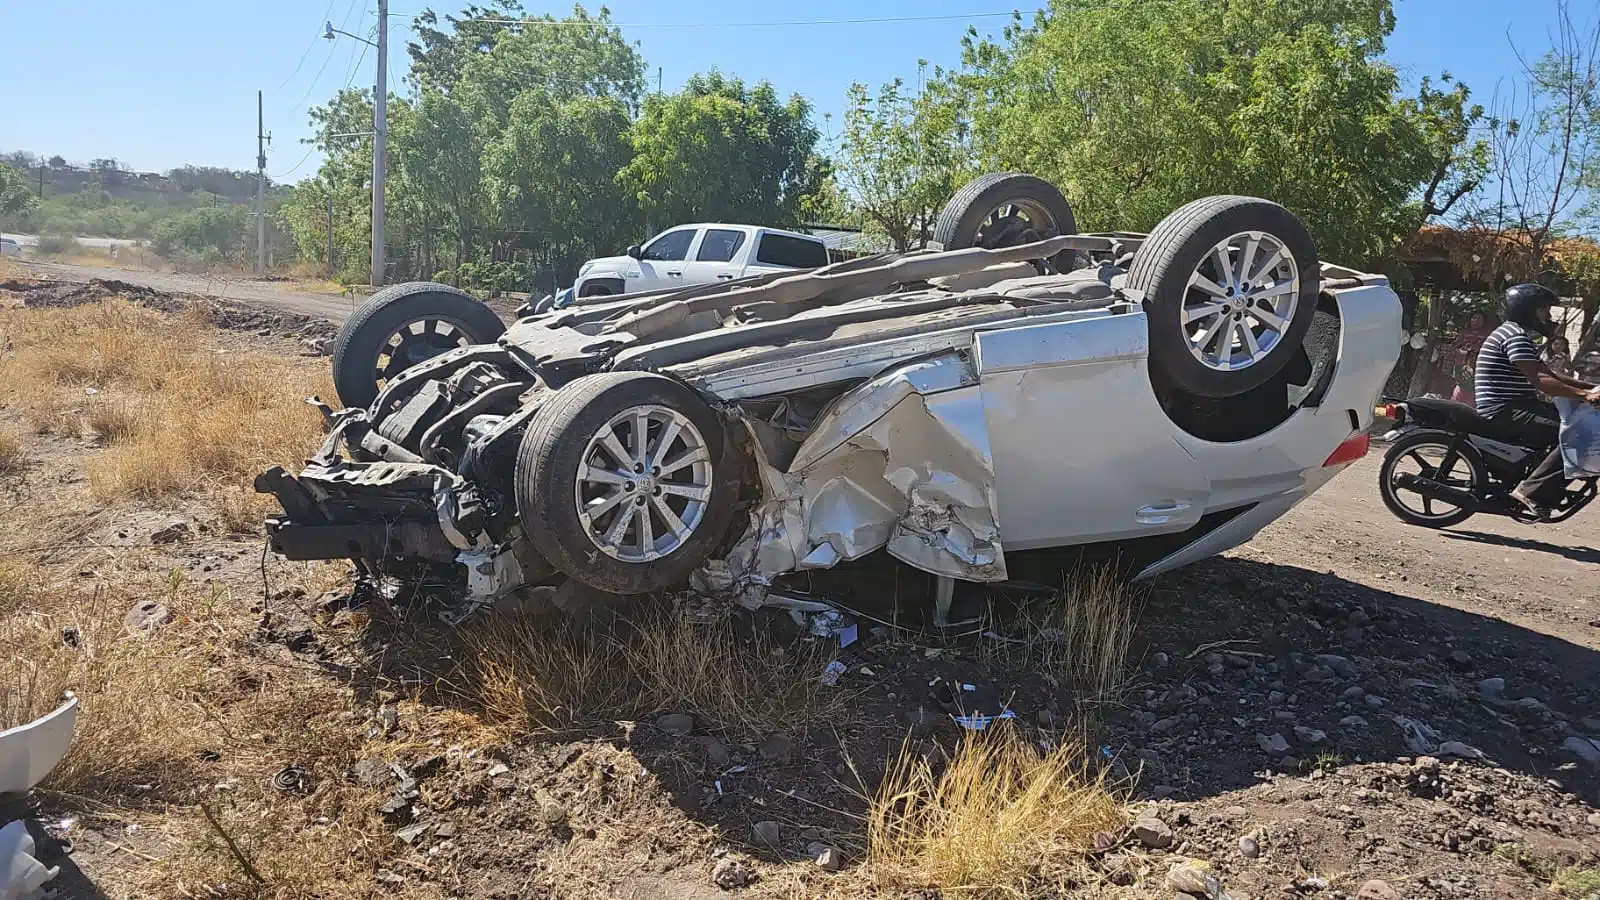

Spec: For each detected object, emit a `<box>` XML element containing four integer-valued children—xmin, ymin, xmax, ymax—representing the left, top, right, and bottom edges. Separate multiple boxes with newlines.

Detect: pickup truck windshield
<box><xmin>642</xmin><ymin>229</ymin><xmax>695</xmax><ymax>261</ymax></box>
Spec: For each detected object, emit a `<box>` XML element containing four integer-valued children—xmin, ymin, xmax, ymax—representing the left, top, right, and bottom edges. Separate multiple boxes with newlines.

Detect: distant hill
<box><xmin>1</xmin><ymin>151</ymin><xmax>270</xmax><ymax>206</ymax></box>
<box><xmin>1</xmin><ymin>150</ymin><xmax>291</xmax><ymax>240</ymax></box>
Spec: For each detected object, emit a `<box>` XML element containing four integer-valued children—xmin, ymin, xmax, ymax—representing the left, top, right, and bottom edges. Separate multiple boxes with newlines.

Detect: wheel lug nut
<box><xmin>636</xmin><ymin>497</ymin><xmax>647</xmax><ymax>506</ymax></box>
<box><xmin>625</xmin><ymin>482</ymin><xmax>635</xmax><ymax>491</ymax></box>
<box><xmin>634</xmin><ymin>463</ymin><xmax>645</xmax><ymax>473</ymax></box>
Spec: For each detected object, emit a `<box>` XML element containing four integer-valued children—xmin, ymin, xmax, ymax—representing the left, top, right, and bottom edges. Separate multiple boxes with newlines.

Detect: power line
<box><xmin>271</xmin><ymin>143</ymin><xmax>319</xmax><ymax>180</ymax></box>
<box><xmin>383</xmin><ymin>10</ymin><xmax>1030</xmax><ymax>28</ymax></box>
<box><xmin>281</xmin><ymin>0</ymin><xmax>365</xmax><ymax>123</ymax></box>
<box><xmin>282</xmin><ymin>43</ymin><xmax>342</xmax><ymax>122</ymax></box>
<box><xmin>274</xmin><ymin>0</ymin><xmax>342</xmax><ymax>93</ymax></box>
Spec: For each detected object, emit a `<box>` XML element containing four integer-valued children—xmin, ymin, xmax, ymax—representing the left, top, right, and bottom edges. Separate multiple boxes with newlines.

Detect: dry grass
<box><xmin>0</xmin><ymin>427</ymin><xmax>23</xmax><ymax>473</ymax></box>
<box><xmin>0</xmin><ymin>550</ymin><xmax>410</xmax><ymax>898</ymax></box>
<box><xmin>1553</xmin><ymin>865</ymin><xmax>1600</xmax><ymax>897</ymax></box>
<box><xmin>866</xmin><ymin>723</ymin><xmax>1125</xmax><ymax>897</ymax></box>
<box><xmin>463</xmin><ymin>612</ymin><xmax>634</xmax><ymax>732</ymax></box>
<box><xmin>624</xmin><ymin>607</ymin><xmax>848</xmax><ymax>738</ymax></box>
<box><xmin>1</xmin><ymin>566</ymin><xmax>229</xmax><ymax>795</ymax></box>
<box><xmin>463</xmin><ymin>603</ymin><xmax>849</xmax><ymax>740</ymax></box>
<box><xmin>981</xmin><ymin>565</ymin><xmax>1146</xmax><ymax>700</ymax></box>
<box><xmin>0</xmin><ymin>297</ymin><xmax>438</xmax><ymax>898</ymax></box>
<box><xmin>0</xmin><ymin>299</ymin><xmax>330</xmax><ymax>509</ymax></box>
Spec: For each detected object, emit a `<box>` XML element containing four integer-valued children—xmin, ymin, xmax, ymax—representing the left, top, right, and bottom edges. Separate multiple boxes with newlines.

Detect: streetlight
<box><xmin>324</xmin><ymin>2</ymin><xmax>388</xmax><ymax>287</ymax></box>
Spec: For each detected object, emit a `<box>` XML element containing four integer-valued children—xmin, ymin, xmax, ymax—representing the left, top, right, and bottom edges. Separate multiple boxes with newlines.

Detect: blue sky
<box><xmin>0</xmin><ymin>0</ymin><xmax>1584</xmax><ymax>179</ymax></box>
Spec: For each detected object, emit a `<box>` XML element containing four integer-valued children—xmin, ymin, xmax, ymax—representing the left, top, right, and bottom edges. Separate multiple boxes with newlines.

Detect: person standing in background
<box><xmin>1450</xmin><ymin>311</ymin><xmax>1493</xmax><ymax>406</ymax></box>
<box><xmin>1544</xmin><ymin>335</ymin><xmax>1574</xmax><ymax>378</ymax></box>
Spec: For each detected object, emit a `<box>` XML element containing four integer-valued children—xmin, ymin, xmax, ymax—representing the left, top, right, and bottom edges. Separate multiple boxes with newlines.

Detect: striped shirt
<box><xmin>1474</xmin><ymin>322</ymin><xmax>1541</xmax><ymax>416</ymax></box>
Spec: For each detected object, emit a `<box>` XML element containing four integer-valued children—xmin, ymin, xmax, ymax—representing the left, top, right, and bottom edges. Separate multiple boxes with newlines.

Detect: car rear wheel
<box><xmin>331</xmin><ymin>282</ymin><xmax>506</xmax><ymax>409</ymax></box>
<box><xmin>515</xmin><ymin>372</ymin><xmax>741</xmax><ymax>594</ymax></box>
<box><xmin>1128</xmin><ymin>196</ymin><xmax>1319</xmax><ymax>398</ymax></box>
<box><xmin>933</xmin><ymin>173</ymin><xmax>1078</xmax><ymax>259</ymax></box>
<box><xmin>1378</xmin><ymin>430</ymin><xmax>1483</xmax><ymax>528</ymax></box>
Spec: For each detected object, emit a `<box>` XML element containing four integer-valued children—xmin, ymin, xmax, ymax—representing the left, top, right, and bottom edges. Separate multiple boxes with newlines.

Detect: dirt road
<box><xmin>1247</xmin><ymin>453</ymin><xmax>1598</xmax><ymax>647</ymax></box>
<box><xmin>17</xmin><ymin>259</ymin><xmax>364</xmax><ymax>323</ymax></box>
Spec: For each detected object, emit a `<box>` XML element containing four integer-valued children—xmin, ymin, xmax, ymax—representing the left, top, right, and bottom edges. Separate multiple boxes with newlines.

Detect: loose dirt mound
<box><xmin>0</xmin><ymin>276</ymin><xmax>337</xmax><ymax>343</ymax></box>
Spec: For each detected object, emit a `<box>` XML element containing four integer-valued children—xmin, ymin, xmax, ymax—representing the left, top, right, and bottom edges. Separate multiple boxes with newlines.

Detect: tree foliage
<box><xmin>283</xmin><ymin>6</ymin><xmax>834</xmax><ymax>291</ymax></box>
<box><xmin>0</xmin><ymin>163</ymin><xmax>36</xmax><ymax>220</ymax></box>
<box><xmin>619</xmin><ymin>72</ymin><xmax>824</xmax><ymax>229</ymax></box>
<box><xmin>955</xmin><ymin>0</ymin><xmax>1480</xmax><ymax>264</ymax></box>
<box><xmin>836</xmin><ymin>69</ymin><xmax>973</xmax><ymax>250</ymax></box>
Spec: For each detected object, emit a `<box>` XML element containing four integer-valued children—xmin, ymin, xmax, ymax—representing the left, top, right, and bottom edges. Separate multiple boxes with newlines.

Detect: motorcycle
<box><xmin>1375</xmin><ymin>397</ymin><xmax>1597</xmax><ymax>527</ymax></box>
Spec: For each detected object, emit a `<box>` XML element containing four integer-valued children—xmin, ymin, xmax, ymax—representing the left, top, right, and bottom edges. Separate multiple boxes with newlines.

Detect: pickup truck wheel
<box><xmin>578</xmin><ymin>279</ymin><xmax>621</xmax><ymax>298</ymax></box>
<box><xmin>1128</xmin><ymin>196</ymin><xmax>1319</xmax><ymax>398</ymax></box>
<box><xmin>331</xmin><ymin>282</ymin><xmax>506</xmax><ymax>409</ymax></box>
<box><xmin>515</xmin><ymin>372</ymin><xmax>741</xmax><ymax>595</ymax></box>
<box><xmin>933</xmin><ymin>173</ymin><xmax>1078</xmax><ymax>257</ymax></box>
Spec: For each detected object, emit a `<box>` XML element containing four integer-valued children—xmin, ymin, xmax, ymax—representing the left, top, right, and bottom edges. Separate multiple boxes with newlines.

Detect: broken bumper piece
<box><xmin>255</xmin><ymin>460</ymin><xmax>478</xmax><ymax>563</ymax></box>
<box><xmin>254</xmin><ymin>400</ymin><xmax>494</xmax><ymax>564</ymax></box>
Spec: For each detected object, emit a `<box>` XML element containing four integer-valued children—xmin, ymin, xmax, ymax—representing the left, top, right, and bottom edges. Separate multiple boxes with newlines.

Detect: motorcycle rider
<box><xmin>1473</xmin><ymin>283</ymin><xmax>1600</xmax><ymax>517</ymax></box>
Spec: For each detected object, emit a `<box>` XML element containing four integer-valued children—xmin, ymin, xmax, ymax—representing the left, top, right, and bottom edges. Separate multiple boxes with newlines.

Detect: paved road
<box><xmin>4</xmin><ymin>233</ymin><xmax>146</xmax><ymax>250</ymax></box>
<box><xmin>15</xmin><ymin>259</ymin><xmax>364</xmax><ymax>323</ymax></box>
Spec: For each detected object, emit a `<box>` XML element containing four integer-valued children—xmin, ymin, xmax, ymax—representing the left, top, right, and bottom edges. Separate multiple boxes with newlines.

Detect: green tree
<box><xmin>150</xmin><ymin>205</ymin><xmax>254</xmax><ymax>266</ymax></box>
<box><xmin>406</xmin><ymin>1</ymin><xmax>525</xmax><ymax>92</ymax></box>
<box><xmin>837</xmin><ymin>68</ymin><xmax>974</xmax><ymax>251</ymax></box>
<box><xmin>619</xmin><ymin>71</ymin><xmax>824</xmax><ymax>229</ymax></box>
<box><xmin>0</xmin><ymin>163</ymin><xmax>36</xmax><ymax>220</ymax></box>
<box><xmin>484</xmin><ymin>91</ymin><xmax>639</xmax><ymax>269</ymax></box>
<box><xmin>955</xmin><ymin>0</ymin><xmax>1471</xmax><ymax>264</ymax></box>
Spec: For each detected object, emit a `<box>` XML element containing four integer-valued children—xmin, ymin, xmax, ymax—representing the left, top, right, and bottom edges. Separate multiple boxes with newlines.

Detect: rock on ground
<box><xmin>656</xmin><ymin>713</ymin><xmax>694</xmax><ymax>736</ymax></box>
<box><xmin>711</xmin><ymin>857</ymin><xmax>752</xmax><ymax>890</ymax></box>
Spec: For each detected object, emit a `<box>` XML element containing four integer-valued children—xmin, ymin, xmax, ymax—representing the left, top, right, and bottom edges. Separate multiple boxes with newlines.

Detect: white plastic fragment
<box><xmin>0</xmin><ymin>821</ymin><xmax>57</xmax><ymax>900</ymax></box>
<box><xmin>0</xmin><ymin>695</ymin><xmax>79</xmax><ymax>795</ymax></box>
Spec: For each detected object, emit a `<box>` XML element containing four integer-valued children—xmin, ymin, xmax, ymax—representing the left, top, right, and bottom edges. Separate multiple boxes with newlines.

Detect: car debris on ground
<box><xmin>0</xmin><ymin>696</ymin><xmax>78</xmax><ymax>899</ymax></box>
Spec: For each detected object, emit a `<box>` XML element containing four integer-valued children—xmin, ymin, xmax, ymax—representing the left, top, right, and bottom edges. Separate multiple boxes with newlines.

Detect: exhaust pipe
<box><xmin>1393</xmin><ymin>472</ymin><xmax>1480</xmax><ymax>511</ymax></box>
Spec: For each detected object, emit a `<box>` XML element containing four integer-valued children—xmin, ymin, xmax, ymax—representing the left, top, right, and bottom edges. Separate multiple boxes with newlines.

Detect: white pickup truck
<box><xmin>570</xmin><ymin>224</ymin><xmax>830</xmax><ymax>301</ymax></box>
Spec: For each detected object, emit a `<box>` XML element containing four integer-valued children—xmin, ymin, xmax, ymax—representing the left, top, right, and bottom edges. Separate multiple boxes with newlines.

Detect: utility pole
<box><xmin>256</xmin><ymin>90</ymin><xmax>269</xmax><ymax>275</ymax></box>
<box><xmin>371</xmin><ymin>0</ymin><xmax>388</xmax><ymax>287</ymax></box>
<box><xmin>657</xmin><ymin>66</ymin><xmax>663</xmax><ymax>95</ymax></box>
<box><xmin>37</xmin><ymin>164</ymin><xmax>44</xmax><ymax>199</ymax></box>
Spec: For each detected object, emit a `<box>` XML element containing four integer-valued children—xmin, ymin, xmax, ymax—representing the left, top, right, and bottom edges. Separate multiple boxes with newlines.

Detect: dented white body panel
<box><xmin>700</xmin><ymin>276</ymin><xmax>1400</xmax><ymax>599</ymax></box>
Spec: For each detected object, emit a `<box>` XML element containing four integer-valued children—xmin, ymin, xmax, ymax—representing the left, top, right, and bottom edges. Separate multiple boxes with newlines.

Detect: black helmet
<box><xmin>1503</xmin><ymin>283</ymin><xmax>1560</xmax><ymax>336</ymax></box>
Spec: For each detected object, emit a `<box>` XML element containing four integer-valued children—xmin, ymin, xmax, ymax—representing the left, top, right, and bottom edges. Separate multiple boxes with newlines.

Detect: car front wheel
<box><xmin>514</xmin><ymin>372</ymin><xmax>742</xmax><ymax>594</ymax></box>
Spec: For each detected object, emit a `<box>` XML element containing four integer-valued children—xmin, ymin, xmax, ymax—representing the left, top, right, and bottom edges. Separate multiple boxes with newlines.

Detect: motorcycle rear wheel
<box><xmin>1378</xmin><ymin>430</ymin><xmax>1486</xmax><ymax>528</ymax></box>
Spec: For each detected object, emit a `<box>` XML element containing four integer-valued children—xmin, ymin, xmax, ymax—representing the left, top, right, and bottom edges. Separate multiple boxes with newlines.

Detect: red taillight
<box><xmin>1323</xmin><ymin>433</ymin><xmax>1370</xmax><ymax>467</ymax></box>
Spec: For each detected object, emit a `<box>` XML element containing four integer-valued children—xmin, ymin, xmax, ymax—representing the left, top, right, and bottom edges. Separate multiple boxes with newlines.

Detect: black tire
<box><xmin>578</xmin><ymin>279</ymin><xmax>622</xmax><ymax>297</ymax></box>
<box><xmin>1378</xmin><ymin>430</ymin><xmax>1483</xmax><ymax>528</ymax></box>
<box><xmin>515</xmin><ymin>372</ymin><xmax>742</xmax><ymax>594</ymax></box>
<box><xmin>1129</xmin><ymin>196</ymin><xmax>1319</xmax><ymax>398</ymax></box>
<box><xmin>331</xmin><ymin>281</ymin><xmax>506</xmax><ymax>410</ymax></box>
<box><xmin>932</xmin><ymin>172</ymin><xmax>1078</xmax><ymax>252</ymax></box>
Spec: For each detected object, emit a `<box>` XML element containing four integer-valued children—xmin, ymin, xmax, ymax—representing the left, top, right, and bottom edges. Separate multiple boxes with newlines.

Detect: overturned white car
<box><xmin>256</xmin><ymin>174</ymin><xmax>1399</xmax><ymax>618</ymax></box>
